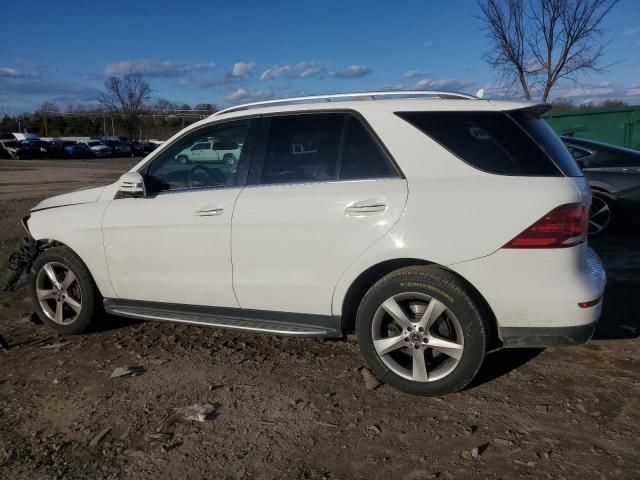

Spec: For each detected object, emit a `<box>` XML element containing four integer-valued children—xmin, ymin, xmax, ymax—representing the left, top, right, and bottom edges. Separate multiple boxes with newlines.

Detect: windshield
<box><xmin>87</xmin><ymin>141</ymin><xmax>100</xmax><ymax>146</ymax></box>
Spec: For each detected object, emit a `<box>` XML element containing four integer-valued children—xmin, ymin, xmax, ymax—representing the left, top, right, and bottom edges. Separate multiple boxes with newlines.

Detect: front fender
<box><xmin>27</xmin><ymin>201</ymin><xmax>116</xmax><ymax>298</ymax></box>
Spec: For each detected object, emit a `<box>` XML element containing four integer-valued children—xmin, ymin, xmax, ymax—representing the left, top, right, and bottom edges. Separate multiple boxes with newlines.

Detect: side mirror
<box><xmin>117</xmin><ymin>172</ymin><xmax>146</xmax><ymax>197</ymax></box>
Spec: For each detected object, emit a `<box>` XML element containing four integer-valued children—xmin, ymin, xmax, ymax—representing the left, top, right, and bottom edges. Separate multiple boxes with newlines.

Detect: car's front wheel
<box><xmin>356</xmin><ymin>266</ymin><xmax>487</xmax><ymax>396</ymax></box>
<box><xmin>30</xmin><ymin>246</ymin><xmax>100</xmax><ymax>335</ymax></box>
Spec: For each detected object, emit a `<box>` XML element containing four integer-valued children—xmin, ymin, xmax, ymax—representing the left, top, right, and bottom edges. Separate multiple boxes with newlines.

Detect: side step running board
<box><xmin>103</xmin><ymin>298</ymin><xmax>342</xmax><ymax>338</ymax></box>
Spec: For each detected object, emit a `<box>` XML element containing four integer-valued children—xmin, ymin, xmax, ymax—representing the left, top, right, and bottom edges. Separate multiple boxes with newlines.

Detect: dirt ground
<box><xmin>0</xmin><ymin>158</ymin><xmax>638</xmax><ymax>480</ymax></box>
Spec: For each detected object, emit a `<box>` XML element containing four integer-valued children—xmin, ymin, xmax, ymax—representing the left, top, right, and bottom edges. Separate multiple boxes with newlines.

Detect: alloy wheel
<box><xmin>35</xmin><ymin>262</ymin><xmax>82</xmax><ymax>325</ymax></box>
<box><xmin>589</xmin><ymin>196</ymin><xmax>611</xmax><ymax>235</ymax></box>
<box><xmin>371</xmin><ymin>292</ymin><xmax>464</xmax><ymax>382</ymax></box>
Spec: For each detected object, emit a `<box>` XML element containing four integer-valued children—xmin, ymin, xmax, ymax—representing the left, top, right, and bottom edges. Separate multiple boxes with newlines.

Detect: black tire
<box><xmin>177</xmin><ymin>154</ymin><xmax>189</xmax><ymax>164</ymax></box>
<box><xmin>589</xmin><ymin>191</ymin><xmax>617</xmax><ymax>236</ymax></box>
<box><xmin>356</xmin><ymin>266</ymin><xmax>487</xmax><ymax>396</ymax></box>
<box><xmin>29</xmin><ymin>246</ymin><xmax>101</xmax><ymax>335</ymax></box>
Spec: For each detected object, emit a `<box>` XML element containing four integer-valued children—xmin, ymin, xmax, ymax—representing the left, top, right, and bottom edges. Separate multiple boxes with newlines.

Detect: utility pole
<box><xmin>103</xmin><ymin>116</ymin><xmax>106</xmax><ymax>137</ymax></box>
<box><xmin>43</xmin><ymin>110</ymin><xmax>48</xmax><ymax>137</ymax></box>
<box><xmin>111</xmin><ymin>116</ymin><xmax>115</xmax><ymax>136</ymax></box>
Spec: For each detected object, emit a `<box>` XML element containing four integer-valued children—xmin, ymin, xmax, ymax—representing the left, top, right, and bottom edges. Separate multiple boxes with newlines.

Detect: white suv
<box><xmin>20</xmin><ymin>91</ymin><xmax>606</xmax><ymax>396</ymax></box>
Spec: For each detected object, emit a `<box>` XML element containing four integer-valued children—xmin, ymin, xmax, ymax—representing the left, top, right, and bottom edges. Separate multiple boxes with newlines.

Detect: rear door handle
<box><xmin>194</xmin><ymin>207</ymin><xmax>224</xmax><ymax>217</ymax></box>
<box><xmin>344</xmin><ymin>199</ymin><xmax>387</xmax><ymax>216</ymax></box>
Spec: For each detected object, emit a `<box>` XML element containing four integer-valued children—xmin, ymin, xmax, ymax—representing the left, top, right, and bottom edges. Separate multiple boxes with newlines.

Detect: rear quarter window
<box><xmin>396</xmin><ymin>110</ymin><xmax>579</xmax><ymax>177</ymax></box>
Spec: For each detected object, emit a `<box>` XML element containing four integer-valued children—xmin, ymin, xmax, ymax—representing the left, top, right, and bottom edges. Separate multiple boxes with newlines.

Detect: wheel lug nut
<box><xmin>418</xmin><ymin>327</ymin><xmax>424</xmax><ymax>332</ymax></box>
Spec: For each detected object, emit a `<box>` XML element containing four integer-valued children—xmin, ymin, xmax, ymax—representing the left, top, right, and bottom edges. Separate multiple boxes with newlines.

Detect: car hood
<box><xmin>31</xmin><ymin>185</ymin><xmax>107</xmax><ymax>211</ymax></box>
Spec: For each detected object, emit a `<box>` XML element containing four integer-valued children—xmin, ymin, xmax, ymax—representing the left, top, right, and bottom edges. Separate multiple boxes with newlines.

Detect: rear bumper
<box><xmin>449</xmin><ymin>243</ymin><xmax>606</xmax><ymax>347</ymax></box>
<box><xmin>500</xmin><ymin>319</ymin><xmax>598</xmax><ymax>347</ymax></box>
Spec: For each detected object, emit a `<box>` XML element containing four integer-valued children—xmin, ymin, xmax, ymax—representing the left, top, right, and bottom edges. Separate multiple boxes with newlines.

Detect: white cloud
<box><xmin>554</xmin><ymin>81</ymin><xmax>616</xmax><ymax>99</ymax></box>
<box><xmin>403</xmin><ymin>70</ymin><xmax>426</xmax><ymax>79</ymax></box>
<box><xmin>415</xmin><ymin>78</ymin><xmax>476</xmax><ymax>91</ymax></box>
<box><xmin>625</xmin><ymin>26</ymin><xmax>640</xmax><ymax>35</ymax></box>
<box><xmin>0</xmin><ymin>66</ymin><xmax>100</xmax><ymax>101</ymax></box>
<box><xmin>259</xmin><ymin>61</ymin><xmax>371</xmax><ymax>80</ymax></box>
<box><xmin>423</xmin><ymin>41</ymin><xmax>434</xmax><ymax>47</ymax></box>
<box><xmin>627</xmin><ymin>83</ymin><xmax>640</xmax><ymax>96</ymax></box>
<box><xmin>231</xmin><ymin>62</ymin><xmax>256</xmax><ymax>77</ymax></box>
<box><xmin>333</xmin><ymin>65</ymin><xmax>371</xmax><ymax>78</ymax></box>
<box><xmin>260</xmin><ymin>64</ymin><xmax>292</xmax><ymax>80</ymax></box>
<box><xmin>0</xmin><ymin>67</ymin><xmax>25</xmax><ymax>78</ymax></box>
<box><xmin>104</xmin><ymin>60</ymin><xmax>216</xmax><ymax>78</ymax></box>
<box><xmin>479</xmin><ymin>80</ymin><xmax>640</xmax><ymax>104</ymax></box>
<box><xmin>225</xmin><ymin>88</ymin><xmax>274</xmax><ymax>102</ymax></box>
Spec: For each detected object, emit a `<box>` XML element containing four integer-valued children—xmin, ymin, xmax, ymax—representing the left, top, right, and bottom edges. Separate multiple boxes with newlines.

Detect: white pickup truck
<box><xmin>175</xmin><ymin>139</ymin><xmax>241</xmax><ymax>164</ymax></box>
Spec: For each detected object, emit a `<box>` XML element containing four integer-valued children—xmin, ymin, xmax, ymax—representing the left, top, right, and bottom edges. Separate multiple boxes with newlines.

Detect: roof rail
<box><xmin>213</xmin><ymin>90</ymin><xmax>479</xmax><ymax>116</ymax></box>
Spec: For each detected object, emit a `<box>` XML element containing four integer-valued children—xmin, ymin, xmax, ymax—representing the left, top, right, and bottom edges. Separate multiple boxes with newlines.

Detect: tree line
<box><xmin>1</xmin><ymin>74</ymin><xmax>217</xmax><ymax>140</ymax></box>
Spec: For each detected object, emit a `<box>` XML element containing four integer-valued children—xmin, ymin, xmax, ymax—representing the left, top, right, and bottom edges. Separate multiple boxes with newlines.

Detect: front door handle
<box><xmin>194</xmin><ymin>207</ymin><xmax>224</xmax><ymax>217</ymax></box>
<box><xmin>344</xmin><ymin>199</ymin><xmax>387</xmax><ymax>216</ymax></box>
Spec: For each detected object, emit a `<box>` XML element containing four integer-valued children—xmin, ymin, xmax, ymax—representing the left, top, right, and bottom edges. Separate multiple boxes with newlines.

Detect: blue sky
<box><xmin>1</xmin><ymin>0</ymin><xmax>639</xmax><ymax>113</ymax></box>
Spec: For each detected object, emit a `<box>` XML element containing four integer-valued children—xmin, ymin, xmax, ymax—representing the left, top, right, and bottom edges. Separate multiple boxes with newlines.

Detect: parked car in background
<box><xmin>63</xmin><ymin>142</ymin><xmax>94</xmax><ymax>159</ymax></box>
<box><xmin>0</xmin><ymin>139</ymin><xmax>36</xmax><ymax>159</ymax></box>
<box><xmin>21</xmin><ymin>139</ymin><xmax>48</xmax><ymax>158</ymax></box>
<box><xmin>42</xmin><ymin>140</ymin><xmax>76</xmax><ymax>158</ymax></box>
<box><xmin>19</xmin><ymin>91</ymin><xmax>605</xmax><ymax>397</ymax></box>
<box><xmin>131</xmin><ymin>140</ymin><xmax>158</xmax><ymax>157</ymax></box>
<box><xmin>562</xmin><ymin>136</ymin><xmax>640</xmax><ymax>235</ymax></box>
<box><xmin>80</xmin><ymin>140</ymin><xmax>111</xmax><ymax>158</ymax></box>
<box><xmin>100</xmin><ymin>137</ymin><xmax>133</xmax><ymax>157</ymax></box>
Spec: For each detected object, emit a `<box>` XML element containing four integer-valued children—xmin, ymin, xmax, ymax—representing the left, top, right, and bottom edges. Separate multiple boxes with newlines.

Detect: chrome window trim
<box><xmin>241</xmin><ymin>176</ymin><xmax>404</xmax><ymax>190</ymax></box>
<box><xmin>152</xmin><ymin>183</ymin><xmax>243</xmax><ymax>197</ymax></box>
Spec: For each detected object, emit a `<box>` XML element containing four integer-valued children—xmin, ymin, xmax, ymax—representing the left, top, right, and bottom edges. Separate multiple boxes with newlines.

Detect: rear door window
<box><xmin>260</xmin><ymin>113</ymin><xmax>344</xmax><ymax>184</ymax></box>
<box><xmin>397</xmin><ymin>111</ymin><xmax>575</xmax><ymax>176</ymax></box>
<box><xmin>257</xmin><ymin>113</ymin><xmax>399</xmax><ymax>185</ymax></box>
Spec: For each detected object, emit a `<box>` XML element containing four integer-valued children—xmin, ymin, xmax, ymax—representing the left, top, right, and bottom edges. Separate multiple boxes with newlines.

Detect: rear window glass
<box><xmin>510</xmin><ymin>111</ymin><xmax>583</xmax><ymax>177</ymax></box>
<box><xmin>396</xmin><ymin>111</ymin><xmax>567</xmax><ymax>176</ymax></box>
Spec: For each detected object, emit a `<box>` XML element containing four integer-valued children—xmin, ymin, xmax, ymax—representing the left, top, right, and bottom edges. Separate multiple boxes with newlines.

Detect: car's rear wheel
<box><xmin>356</xmin><ymin>266</ymin><xmax>487</xmax><ymax>396</ymax></box>
<box><xmin>30</xmin><ymin>246</ymin><xmax>101</xmax><ymax>335</ymax></box>
<box><xmin>177</xmin><ymin>154</ymin><xmax>189</xmax><ymax>164</ymax></box>
<box><xmin>589</xmin><ymin>192</ymin><xmax>616</xmax><ymax>235</ymax></box>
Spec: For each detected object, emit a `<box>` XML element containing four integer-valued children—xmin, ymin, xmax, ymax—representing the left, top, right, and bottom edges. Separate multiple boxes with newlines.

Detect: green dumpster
<box><xmin>544</xmin><ymin>105</ymin><xmax>640</xmax><ymax>151</ymax></box>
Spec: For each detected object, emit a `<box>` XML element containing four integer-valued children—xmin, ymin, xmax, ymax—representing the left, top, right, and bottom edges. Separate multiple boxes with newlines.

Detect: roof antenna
<box><xmin>475</xmin><ymin>88</ymin><xmax>485</xmax><ymax>99</ymax></box>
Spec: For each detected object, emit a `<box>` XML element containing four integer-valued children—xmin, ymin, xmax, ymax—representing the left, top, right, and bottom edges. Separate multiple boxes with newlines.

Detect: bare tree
<box><xmin>98</xmin><ymin>74</ymin><xmax>151</xmax><ymax>138</ymax></box>
<box><xmin>479</xmin><ymin>0</ymin><xmax>619</xmax><ymax>102</ymax></box>
<box><xmin>194</xmin><ymin>103</ymin><xmax>216</xmax><ymax>114</ymax></box>
<box><xmin>154</xmin><ymin>99</ymin><xmax>178</xmax><ymax>115</ymax></box>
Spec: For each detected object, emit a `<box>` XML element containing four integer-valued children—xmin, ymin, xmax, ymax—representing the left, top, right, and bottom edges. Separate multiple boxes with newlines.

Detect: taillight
<box><xmin>503</xmin><ymin>203</ymin><xmax>588</xmax><ymax>249</ymax></box>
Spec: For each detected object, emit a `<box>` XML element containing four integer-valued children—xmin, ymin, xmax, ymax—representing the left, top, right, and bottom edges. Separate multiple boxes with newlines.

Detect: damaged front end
<box><xmin>1</xmin><ymin>216</ymin><xmax>45</xmax><ymax>292</ymax></box>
